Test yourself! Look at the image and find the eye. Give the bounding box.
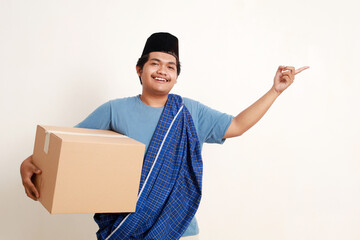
[151,62,159,66]
[168,66,175,70]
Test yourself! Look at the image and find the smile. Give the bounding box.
[154,77,169,82]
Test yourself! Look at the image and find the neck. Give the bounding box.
[140,92,169,107]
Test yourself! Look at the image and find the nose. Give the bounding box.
[157,65,167,76]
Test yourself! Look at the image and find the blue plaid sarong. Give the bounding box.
[94,94,203,240]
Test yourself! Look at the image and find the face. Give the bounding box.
[136,52,178,97]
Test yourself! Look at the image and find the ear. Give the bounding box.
[136,66,142,77]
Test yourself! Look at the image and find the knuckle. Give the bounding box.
[24,180,35,190]
[22,181,29,188]
[23,179,31,186]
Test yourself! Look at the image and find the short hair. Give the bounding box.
[136,52,181,84]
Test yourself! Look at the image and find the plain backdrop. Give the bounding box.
[1,0,359,239]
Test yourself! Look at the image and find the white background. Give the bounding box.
[1,0,359,239]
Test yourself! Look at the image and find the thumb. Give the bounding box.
[32,166,42,174]
[275,65,285,78]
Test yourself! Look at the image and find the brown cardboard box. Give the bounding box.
[32,125,145,214]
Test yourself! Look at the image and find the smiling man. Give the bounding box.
[20,32,308,240]
[137,52,178,106]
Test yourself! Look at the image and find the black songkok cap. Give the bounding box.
[141,32,179,60]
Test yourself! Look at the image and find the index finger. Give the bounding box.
[283,66,295,75]
[24,179,40,199]
[295,66,310,75]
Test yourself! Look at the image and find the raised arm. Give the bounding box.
[224,65,309,139]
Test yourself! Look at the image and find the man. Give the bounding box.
[20,32,309,239]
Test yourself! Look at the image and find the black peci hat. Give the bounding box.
[141,32,179,60]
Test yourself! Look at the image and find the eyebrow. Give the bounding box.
[150,58,176,65]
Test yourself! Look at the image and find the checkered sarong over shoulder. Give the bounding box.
[94,94,203,240]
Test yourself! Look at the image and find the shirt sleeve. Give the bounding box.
[75,101,112,130]
[184,98,234,144]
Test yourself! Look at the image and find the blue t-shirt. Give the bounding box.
[76,95,233,237]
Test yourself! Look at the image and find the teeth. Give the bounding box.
[155,77,168,82]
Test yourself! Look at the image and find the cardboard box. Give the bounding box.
[32,125,145,214]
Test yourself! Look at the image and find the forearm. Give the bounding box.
[224,87,280,138]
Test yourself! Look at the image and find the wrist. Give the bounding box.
[270,86,281,98]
